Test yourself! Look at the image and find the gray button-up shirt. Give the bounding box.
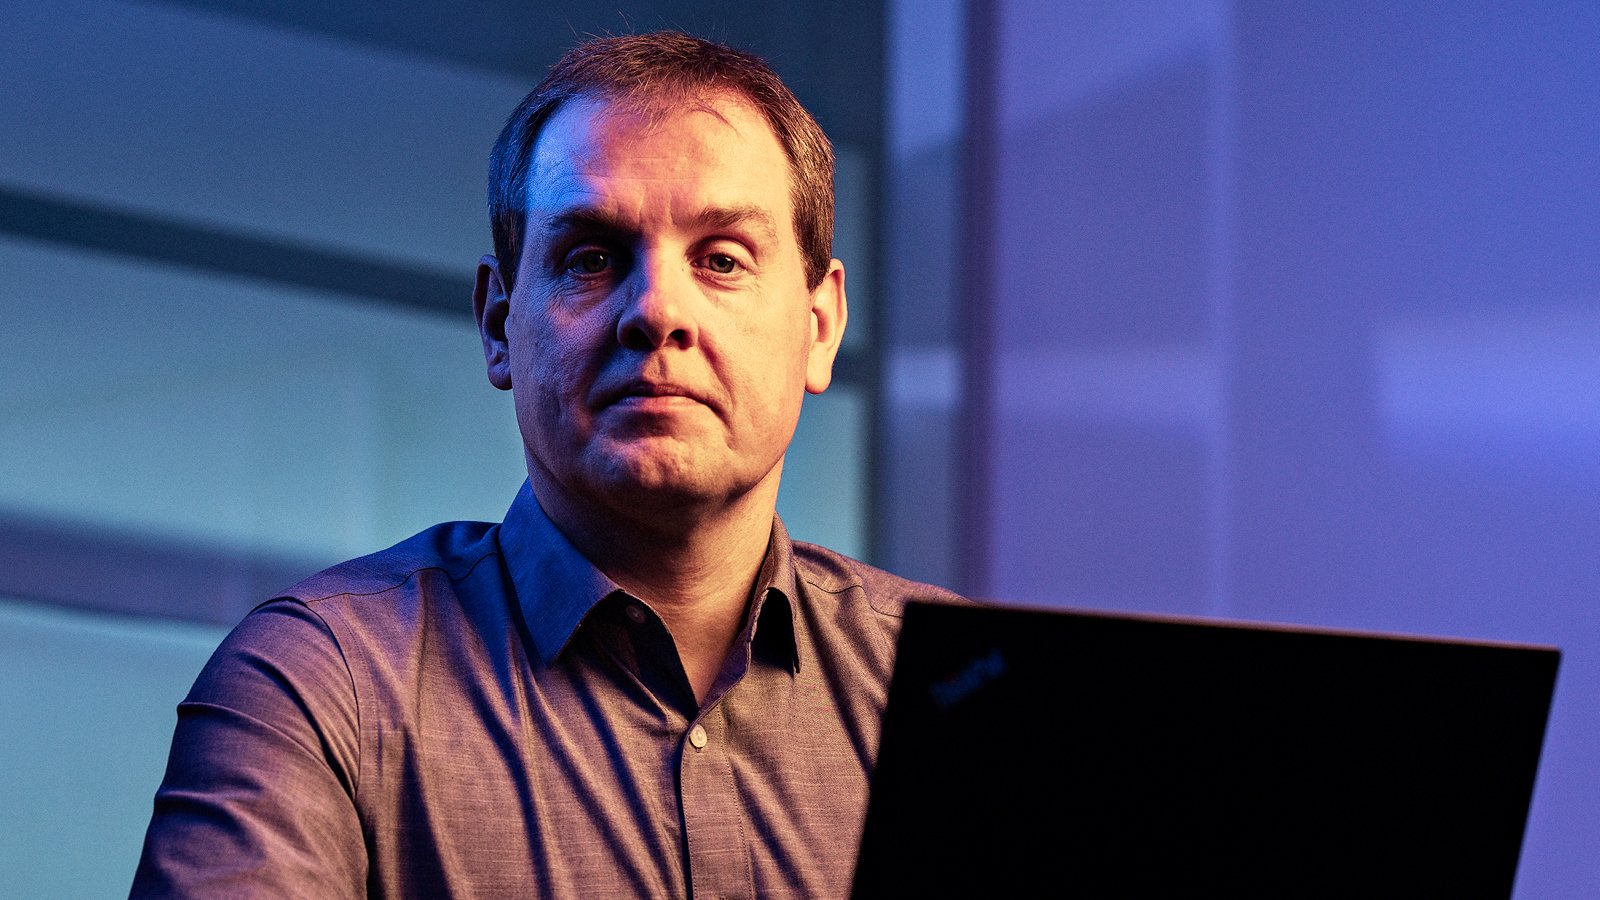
[132,481,964,898]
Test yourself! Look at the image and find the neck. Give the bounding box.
[530,471,779,704]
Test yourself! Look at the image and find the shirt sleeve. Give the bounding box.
[129,599,366,899]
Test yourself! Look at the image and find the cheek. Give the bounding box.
[724,330,810,432]
[509,303,610,438]
[515,300,606,382]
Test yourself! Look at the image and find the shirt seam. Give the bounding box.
[176,700,336,768]
[292,601,365,805]
[289,547,503,810]
[721,708,757,898]
[290,546,503,606]
[802,575,905,620]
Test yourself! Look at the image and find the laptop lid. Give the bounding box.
[852,601,1559,898]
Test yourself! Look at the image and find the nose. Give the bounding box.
[616,254,698,351]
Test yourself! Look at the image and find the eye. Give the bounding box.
[702,252,740,275]
[566,249,612,275]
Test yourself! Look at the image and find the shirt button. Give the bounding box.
[625,605,646,624]
[688,724,708,750]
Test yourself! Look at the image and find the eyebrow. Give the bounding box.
[535,204,781,245]
[695,204,780,244]
[535,208,629,240]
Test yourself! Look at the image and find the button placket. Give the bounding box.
[678,708,751,897]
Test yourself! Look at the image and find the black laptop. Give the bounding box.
[852,601,1560,899]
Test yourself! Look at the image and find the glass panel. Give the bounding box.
[0,597,225,897]
[0,237,525,569]
[778,385,868,559]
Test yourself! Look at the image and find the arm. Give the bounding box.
[130,601,366,899]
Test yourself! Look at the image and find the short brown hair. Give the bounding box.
[487,31,836,291]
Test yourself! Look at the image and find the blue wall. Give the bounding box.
[961,1,1598,893]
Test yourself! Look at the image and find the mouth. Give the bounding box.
[595,379,713,413]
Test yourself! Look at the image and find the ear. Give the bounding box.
[474,254,514,391]
[804,259,848,394]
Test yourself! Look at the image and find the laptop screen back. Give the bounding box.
[852,602,1559,898]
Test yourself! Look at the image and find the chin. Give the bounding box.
[586,450,728,507]
[536,436,776,518]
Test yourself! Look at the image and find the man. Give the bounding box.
[132,31,961,899]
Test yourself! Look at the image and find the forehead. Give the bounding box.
[525,93,794,232]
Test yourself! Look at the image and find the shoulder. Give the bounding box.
[790,541,970,619]
[783,542,971,701]
[202,520,509,710]
[278,520,501,608]
[191,518,501,709]
[186,520,510,757]
[245,520,516,703]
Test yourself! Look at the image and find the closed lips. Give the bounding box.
[595,380,713,410]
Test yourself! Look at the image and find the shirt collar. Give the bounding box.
[754,515,803,674]
[497,479,622,667]
[496,479,803,673]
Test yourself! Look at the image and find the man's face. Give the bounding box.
[482,93,846,523]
